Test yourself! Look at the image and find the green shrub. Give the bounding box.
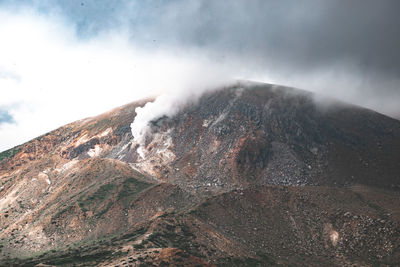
[0,147,21,161]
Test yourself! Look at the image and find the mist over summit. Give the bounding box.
[1,1,400,265]
[2,1,400,152]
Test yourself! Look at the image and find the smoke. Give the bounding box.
[130,59,234,159]
[130,76,230,159]
[0,7,240,151]
[1,1,400,151]
[0,8,232,151]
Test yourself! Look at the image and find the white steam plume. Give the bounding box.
[2,5,400,153]
[0,8,238,151]
[130,65,232,159]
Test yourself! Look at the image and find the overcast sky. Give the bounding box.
[1,0,400,151]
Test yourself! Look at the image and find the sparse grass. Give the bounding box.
[95,201,113,218]
[2,232,137,266]
[120,227,147,241]
[0,146,21,162]
[217,251,276,267]
[89,183,116,201]
[43,250,114,266]
[78,198,88,213]
[88,118,113,132]
[133,244,144,249]
[77,176,151,214]
[52,205,71,220]
[118,177,151,207]
[78,183,117,212]
[147,232,163,243]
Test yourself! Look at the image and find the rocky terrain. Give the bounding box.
[0,82,399,266]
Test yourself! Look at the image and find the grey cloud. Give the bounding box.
[4,0,400,74]
[138,1,400,75]
[126,0,400,118]
[0,109,15,125]
[1,0,400,117]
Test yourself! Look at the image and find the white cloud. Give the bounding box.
[0,9,240,151]
[1,6,399,152]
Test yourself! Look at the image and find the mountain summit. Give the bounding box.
[1,82,400,266]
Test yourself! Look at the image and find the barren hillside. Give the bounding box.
[1,82,399,266]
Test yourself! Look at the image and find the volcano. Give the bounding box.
[1,82,400,266]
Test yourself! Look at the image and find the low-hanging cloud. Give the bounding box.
[1,1,400,151]
[0,8,237,151]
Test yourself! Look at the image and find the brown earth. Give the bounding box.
[0,82,399,266]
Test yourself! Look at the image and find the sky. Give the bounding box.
[1,0,400,151]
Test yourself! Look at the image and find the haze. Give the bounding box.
[1,0,400,151]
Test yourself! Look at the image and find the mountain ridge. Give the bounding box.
[0,82,400,266]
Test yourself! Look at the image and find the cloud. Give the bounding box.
[1,1,400,151]
[0,109,14,125]
[14,0,398,117]
[0,8,236,151]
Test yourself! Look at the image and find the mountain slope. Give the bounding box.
[122,83,400,192]
[0,82,400,266]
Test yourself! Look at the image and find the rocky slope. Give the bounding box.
[0,82,399,266]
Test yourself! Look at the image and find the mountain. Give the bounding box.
[0,82,399,266]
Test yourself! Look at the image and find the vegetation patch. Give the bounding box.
[76,177,151,216]
[120,227,147,241]
[0,146,21,162]
[117,177,151,207]
[52,205,72,221]
[217,252,277,267]
[89,118,112,132]
[43,250,114,266]
[95,201,113,218]
[78,183,117,213]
